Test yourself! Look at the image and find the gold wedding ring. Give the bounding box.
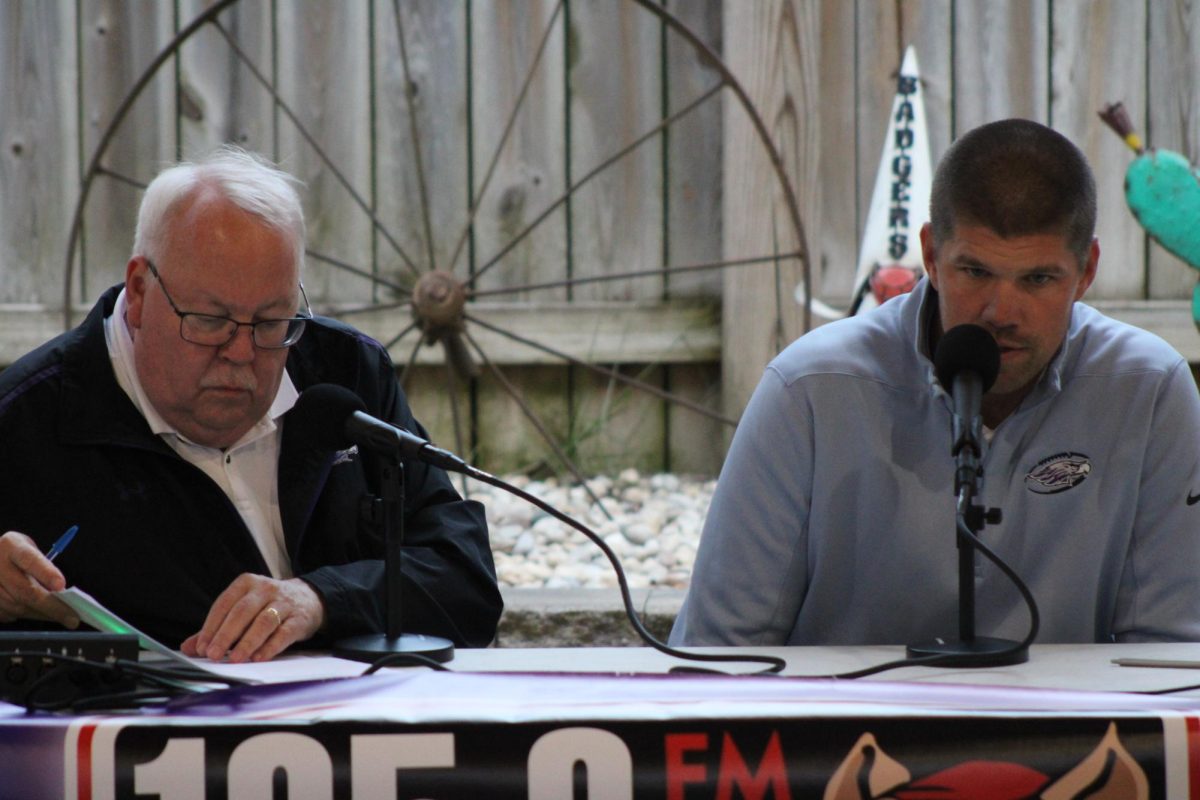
[264,606,281,627]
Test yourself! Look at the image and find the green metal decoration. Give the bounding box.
[1100,102,1200,331]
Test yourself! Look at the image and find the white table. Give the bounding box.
[5,643,1200,798]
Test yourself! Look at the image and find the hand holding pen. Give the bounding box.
[46,525,78,562]
[0,525,81,628]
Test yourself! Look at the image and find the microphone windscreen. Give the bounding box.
[934,324,1001,393]
[289,383,368,451]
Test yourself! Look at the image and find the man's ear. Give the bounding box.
[920,223,940,291]
[124,257,148,328]
[1075,237,1099,301]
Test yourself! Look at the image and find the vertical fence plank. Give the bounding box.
[1050,0,1146,300]
[568,0,664,472]
[721,0,820,418]
[274,0,374,307]
[469,0,567,300]
[471,0,570,474]
[0,1,78,305]
[475,365,572,476]
[573,365,667,476]
[812,0,856,306]
[374,0,470,285]
[664,0,722,299]
[370,0,471,452]
[1146,0,1200,299]
[665,0,725,476]
[954,0,1049,131]
[176,1,277,160]
[400,364,463,461]
[78,0,178,303]
[568,0,663,303]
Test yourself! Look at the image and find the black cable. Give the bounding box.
[1,651,253,712]
[112,658,255,685]
[461,467,787,675]
[339,426,1040,680]
[827,515,1041,680]
[359,465,1040,680]
[651,508,1042,681]
[1135,682,1200,696]
[361,652,452,674]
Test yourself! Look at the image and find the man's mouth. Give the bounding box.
[202,374,256,393]
[996,341,1024,357]
[203,383,255,396]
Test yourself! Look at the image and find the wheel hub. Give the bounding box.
[412,270,467,342]
[411,270,476,379]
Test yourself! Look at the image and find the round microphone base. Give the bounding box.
[333,633,455,665]
[906,636,1028,667]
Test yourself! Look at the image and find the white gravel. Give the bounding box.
[465,469,713,590]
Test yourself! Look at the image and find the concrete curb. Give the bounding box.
[494,587,686,648]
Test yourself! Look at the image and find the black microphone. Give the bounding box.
[292,384,472,475]
[907,324,1032,667]
[290,387,788,674]
[292,383,464,663]
[934,324,1000,495]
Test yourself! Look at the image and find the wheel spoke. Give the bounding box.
[390,0,437,273]
[463,330,611,518]
[65,0,814,485]
[465,313,736,427]
[444,0,565,277]
[629,0,813,330]
[440,352,470,497]
[468,251,805,299]
[306,249,410,296]
[211,19,423,279]
[468,81,722,289]
[396,323,424,390]
[324,298,411,318]
[92,166,146,192]
[63,0,242,325]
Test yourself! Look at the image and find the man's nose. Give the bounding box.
[219,324,257,363]
[980,280,1021,328]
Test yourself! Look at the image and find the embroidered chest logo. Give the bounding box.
[1025,452,1091,494]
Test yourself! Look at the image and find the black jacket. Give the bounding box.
[0,286,501,648]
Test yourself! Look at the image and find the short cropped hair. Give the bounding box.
[929,119,1096,265]
[132,145,306,270]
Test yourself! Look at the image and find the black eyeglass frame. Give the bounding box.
[142,257,312,349]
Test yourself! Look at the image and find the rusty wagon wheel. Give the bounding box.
[64,0,811,508]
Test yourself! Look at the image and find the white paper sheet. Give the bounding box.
[54,586,224,678]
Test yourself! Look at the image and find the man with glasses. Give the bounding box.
[0,147,501,662]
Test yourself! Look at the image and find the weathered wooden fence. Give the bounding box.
[3,0,1200,478]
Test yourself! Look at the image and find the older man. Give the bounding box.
[0,147,500,662]
[672,119,1200,647]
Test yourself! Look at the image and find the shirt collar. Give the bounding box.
[103,288,299,449]
[905,279,942,396]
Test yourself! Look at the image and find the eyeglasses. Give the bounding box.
[143,258,312,349]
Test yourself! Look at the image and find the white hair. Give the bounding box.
[132,145,306,270]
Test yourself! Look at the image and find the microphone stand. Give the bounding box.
[333,453,455,664]
[906,403,1026,666]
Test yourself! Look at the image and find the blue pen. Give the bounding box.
[46,525,79,562]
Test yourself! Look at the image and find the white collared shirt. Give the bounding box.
[104,289,298,579]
